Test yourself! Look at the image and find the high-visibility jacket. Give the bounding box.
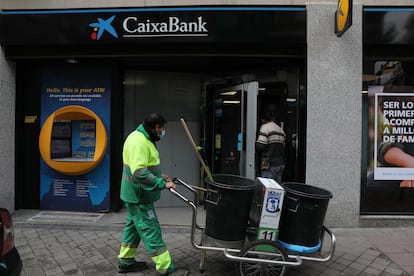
[120,124,166,204]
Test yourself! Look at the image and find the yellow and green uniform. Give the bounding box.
[118,124,175,274]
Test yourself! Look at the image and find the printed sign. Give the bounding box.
[39,65,111,212]
[257,177,285,241]
[363,85,414,214]
[374,93,414,180]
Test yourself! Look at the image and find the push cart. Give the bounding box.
[169,176,336,276]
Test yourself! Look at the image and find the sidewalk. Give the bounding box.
[11,208,414,276]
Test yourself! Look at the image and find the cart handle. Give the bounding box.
[169,188,191,204]
[173,177,218,193]
[173,178,198,195]
[168,184,208,252]
[169,178,204,232]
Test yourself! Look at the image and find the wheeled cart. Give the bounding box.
[170,176,336,276]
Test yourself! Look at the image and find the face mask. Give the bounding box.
[158,130,166,139]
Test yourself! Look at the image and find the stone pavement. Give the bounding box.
[10,208,414,276]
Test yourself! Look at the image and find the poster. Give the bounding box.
[374,92,414,180]
[364,85,414,214]
[39,65,111,212]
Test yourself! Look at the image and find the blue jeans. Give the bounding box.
[261,165,285,184]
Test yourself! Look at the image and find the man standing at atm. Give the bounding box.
[117,112,189,276]
[256,111,286,184]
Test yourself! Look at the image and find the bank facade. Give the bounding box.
[0,0,413,228]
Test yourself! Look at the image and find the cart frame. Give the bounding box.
[170,178,336,275]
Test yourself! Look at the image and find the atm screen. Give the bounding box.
[51,139,72,159]
[52,121,72,138]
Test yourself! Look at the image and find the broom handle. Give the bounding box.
[180,118,214,182]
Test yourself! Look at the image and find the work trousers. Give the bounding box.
[118,202,175,274]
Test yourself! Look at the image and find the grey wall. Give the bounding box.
[0,47,15,211]
[123,71,201,207]
[306,2,363,227]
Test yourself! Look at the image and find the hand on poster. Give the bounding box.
[382,146,414,168]
[379,140,414,188]
[400,180,414,188]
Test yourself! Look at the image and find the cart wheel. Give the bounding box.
[236,239,288,276]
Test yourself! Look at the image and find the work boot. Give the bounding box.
[118,261,148,273]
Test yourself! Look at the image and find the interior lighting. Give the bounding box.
[220,91,238,96]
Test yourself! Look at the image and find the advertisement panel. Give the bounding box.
[364,85,414,214]
[39,65,111,211]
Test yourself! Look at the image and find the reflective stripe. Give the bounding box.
[118,245,137,259]
[120,242,138,248]
[150,246,167,257]
[151,249,174,273]
[136,167,148,175]
[150,165,161,171]
[141,175,155,187]
[123,165,163,186]
[123,174,136,183]
[135,168,159,187]
[122,165,135,182]
[136,166,162,175]
[123,164,133,174]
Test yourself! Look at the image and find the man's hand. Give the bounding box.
[165,181,176,190]
[162,174,172,182]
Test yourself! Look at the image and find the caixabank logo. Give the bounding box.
[89,14,208,40]
[89,15,118,40]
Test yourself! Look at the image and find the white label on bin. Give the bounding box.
[257,177,283,189]
[260,189,284,228]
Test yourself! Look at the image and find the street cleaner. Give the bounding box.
[117,112,190,276]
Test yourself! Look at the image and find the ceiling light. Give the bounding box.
[65,58,78,64]
[220,91,237,96]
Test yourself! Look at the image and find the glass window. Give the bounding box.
[362,59,414,215]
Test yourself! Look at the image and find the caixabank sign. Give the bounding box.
[121,16,208,37]
[0,7,306,46]
[89,14,208,40]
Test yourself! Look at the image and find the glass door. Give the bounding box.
[210,82,258,179]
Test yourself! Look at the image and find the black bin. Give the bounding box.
[205,174,257,241]
[278,182,332,248]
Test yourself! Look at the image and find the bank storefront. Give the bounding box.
[0,7,308,212]
[4,3,414,227]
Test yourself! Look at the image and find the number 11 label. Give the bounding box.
[258,228,278,241]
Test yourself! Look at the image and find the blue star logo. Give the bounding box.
[89,15,118,40]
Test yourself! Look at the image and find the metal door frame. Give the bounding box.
[211,81,258,179]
